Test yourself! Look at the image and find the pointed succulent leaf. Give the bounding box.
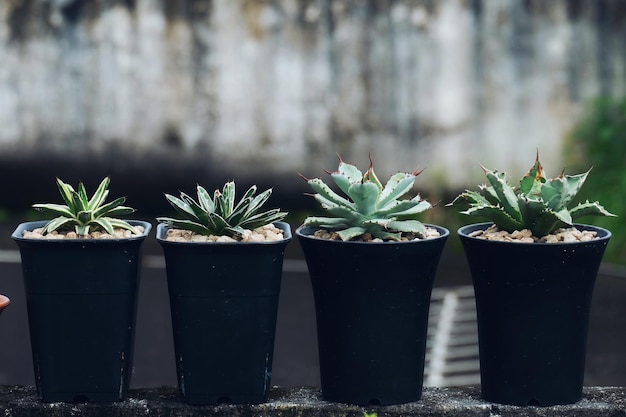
[233,185,258,213]
[75,224,90,236]
[478,185,501,206]
[461,205,523,233]
[165,193,197,219]
[56,178,76,210]
[92,218,115,235]
[331,159,364,195]
[303,216,350,228]
[387,220,427,236]
[324,205,366,223]
[376,173,417,210]
[393,200,433,220]
[196,186,215,213]
[105,218,138,233]
[77,182,90,209]
[180,193,211,224]
[336,226,368,241]
[447,190,485,209]
[88,177,111,209]
[540,171,588,211]
[219,181,236,218]
[223,225,246,238]
[41,216,76,234]
[227,197,254,226]
[308,178,355,209]
[71,192,86,213]
[157,218,213,236]
[92,196,131,218]
[32,203,75,218]
[371,230,403,241]
[238,208,286,229]
[347,182,380,216]
[245,188,273,215]
[519,158,545,197]
[484,168,521,222]
[569,200,617,220]
[363,163,383,191]
[529,209,571,237]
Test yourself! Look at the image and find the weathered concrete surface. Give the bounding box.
[1,0,625,190]
[1,386,625,416]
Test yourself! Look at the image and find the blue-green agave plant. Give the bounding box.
[302,156,432,241]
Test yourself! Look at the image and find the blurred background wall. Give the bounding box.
[0,0,624,217]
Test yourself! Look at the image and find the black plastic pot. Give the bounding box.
[12,220,151,403]
[458,222,611,407]
[157,222,292,405]
[296,225,449,406]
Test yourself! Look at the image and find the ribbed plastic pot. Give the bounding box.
[296,225,449,406]
[11,220,151,403]
[157,222,291,405]
[458,222,611,407]
[0,295,9,316]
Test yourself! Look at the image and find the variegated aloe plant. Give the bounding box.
[448,153,616,236]
[33,177,137,236]
[301,156,432,241]
[157,181,288,239]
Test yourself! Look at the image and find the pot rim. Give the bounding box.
[156,221,292,245]
[0,295,9,308]
[11,220,152,242]
[296,223,450,244]
[457,222,612,245]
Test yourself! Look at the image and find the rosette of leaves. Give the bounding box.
[157,181,288,239]
[301,156,432,241]
[448,153,616,237]
[33,177,137,236]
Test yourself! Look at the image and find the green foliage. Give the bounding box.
[157,181,288,239]
[565,97,626,263]
[33,177,137,236]
[448,153,615,237]
[302,155,432,241]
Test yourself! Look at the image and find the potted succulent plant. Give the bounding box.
[296,156,449,406]
[156,181,291,405]
[448,153,616,406]
[11,177,151,403]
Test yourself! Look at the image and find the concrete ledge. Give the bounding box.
[1,386,625,417]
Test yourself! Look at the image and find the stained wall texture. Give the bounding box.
[0,0,625,189]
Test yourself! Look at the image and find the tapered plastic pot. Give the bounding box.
[157,222,291,405]
[12,220,151,403]
[0,295,9,316]
[296,225,449,406]
[458,222,611,406]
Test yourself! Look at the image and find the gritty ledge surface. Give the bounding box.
[1,386,625,417]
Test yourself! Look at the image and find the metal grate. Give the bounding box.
[424,285,480,387]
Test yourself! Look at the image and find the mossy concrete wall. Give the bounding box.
[1,386,625,417]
